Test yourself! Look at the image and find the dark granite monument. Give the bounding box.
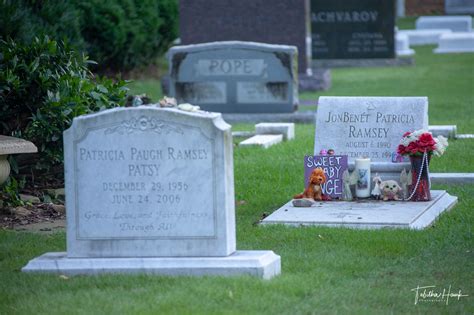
[177,0,331,92]
[311,0,396,60]
[179,0,310,74]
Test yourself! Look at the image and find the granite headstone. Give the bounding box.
[179,0,310,74]
[311,0,396,59]
[168,41,298,113]
[445,0,474,14]
[22,107,281,278]
[314,97,428,161]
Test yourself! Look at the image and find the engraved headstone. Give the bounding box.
[311,0,396,59]
[445,0,474,14]
[22,107,281,278]
[314,97,428,184]
[314,97,428,161]
[168,41,298,113]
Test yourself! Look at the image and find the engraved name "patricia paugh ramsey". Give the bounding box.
[79,147,208,161]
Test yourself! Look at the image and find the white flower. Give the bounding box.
[433,135,448,157]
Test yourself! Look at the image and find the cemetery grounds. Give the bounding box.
[1,44,473,315]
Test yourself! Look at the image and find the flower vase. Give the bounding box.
[409,155,431,201]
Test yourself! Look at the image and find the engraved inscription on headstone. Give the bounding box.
[314,97,428,162]
[75,118,214,239]
[311,0,395,59]
[168,41,298,113]
[236,82,288,104]
[64,107,236,257]
[175,82,226,104]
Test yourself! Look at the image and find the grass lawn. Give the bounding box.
[2,40,474,315]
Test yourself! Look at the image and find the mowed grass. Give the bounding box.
[2,29,474,315]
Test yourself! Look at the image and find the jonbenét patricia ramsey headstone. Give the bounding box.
[314,97,428,162]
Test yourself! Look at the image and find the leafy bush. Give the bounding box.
[0,0,84,50]
[0,36,128,174]
[0,0,179,73]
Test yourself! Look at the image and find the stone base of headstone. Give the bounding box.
[428,125,457,138]
[434,33,474,54]
[22,250,281,279]
[222,111,314,124]
[396,33,415,56]
[298,69,331,91]
[311,57,414,69]
[239,134,283,148]
[398,29,452,46]
[415,16,473,33]
[255,123,295,140]
[261,190,457,229]
[430,173,474,184]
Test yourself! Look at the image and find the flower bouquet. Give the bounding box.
[397,130,448,201]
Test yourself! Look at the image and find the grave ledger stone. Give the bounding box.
[311,0,396,59]
[261,96,456,229]
[314,96,428,185]
[168,41,298,114]
[22,107,280,278]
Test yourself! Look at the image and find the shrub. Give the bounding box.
[0,0,179,73]
[0,36,128,175]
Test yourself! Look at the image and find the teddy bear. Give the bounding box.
[380,180,402,201]
[294,167,327,201]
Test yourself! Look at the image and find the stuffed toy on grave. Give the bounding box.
[293,129,448,206]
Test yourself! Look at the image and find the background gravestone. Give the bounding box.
[445,0,474,14]
[311,0,396,60]
[168,41,298,113]
[22,107,281,278]
[179,0,310,74]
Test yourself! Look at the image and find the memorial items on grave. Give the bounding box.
[397,130,448,201]
[371,173,383,200]
[294,167,327,201]
[379,180,402,201]
[355,157,371,198]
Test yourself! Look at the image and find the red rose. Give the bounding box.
[407,142,419,154]
[397,144,407,155]
[402,131,411,137]
[417,133,436,151]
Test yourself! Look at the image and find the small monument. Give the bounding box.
[22,107,280,278]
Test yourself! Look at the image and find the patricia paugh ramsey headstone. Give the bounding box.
[22,107,280,278]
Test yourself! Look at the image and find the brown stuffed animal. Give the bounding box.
[294,167,327,201]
